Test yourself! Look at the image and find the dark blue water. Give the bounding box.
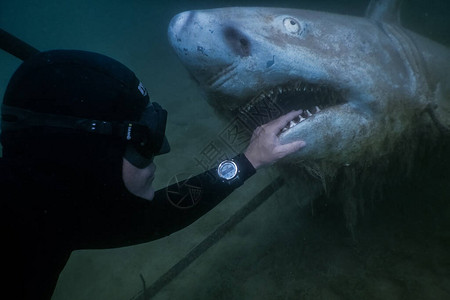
[1,1,449,299]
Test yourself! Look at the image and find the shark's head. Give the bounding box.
[168,6,440,166]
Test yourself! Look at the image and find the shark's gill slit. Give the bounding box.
[206,63,238,87]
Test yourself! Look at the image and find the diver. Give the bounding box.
[0,49,305,299]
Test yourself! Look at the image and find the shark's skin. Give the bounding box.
[168,0,450,168]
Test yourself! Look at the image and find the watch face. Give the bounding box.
[218,160,238,180]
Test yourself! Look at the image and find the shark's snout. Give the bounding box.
[168,10,257,97]
[169,11,252,59]
[168,11,191,41]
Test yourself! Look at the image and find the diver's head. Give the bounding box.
[1,49,170,170]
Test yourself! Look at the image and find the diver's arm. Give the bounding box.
[144,152,256,240]
[72,154,255,250]
[82,153,256,248]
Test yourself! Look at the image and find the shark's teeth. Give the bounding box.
[281,110,318,132]
[238,80,345,132]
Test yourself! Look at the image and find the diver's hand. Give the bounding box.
[244,110,306,169]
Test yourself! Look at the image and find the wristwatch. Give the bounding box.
[217,160,239,181]
[216,154,256,186]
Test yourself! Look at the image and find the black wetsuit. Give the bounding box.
[0,153,255,299]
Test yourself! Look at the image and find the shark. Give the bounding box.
[167,0,449,165]
[167,0,450,228]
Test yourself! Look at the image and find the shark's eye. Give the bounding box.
[283,17,301,34]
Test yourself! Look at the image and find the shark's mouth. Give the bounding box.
[235,81,346,132]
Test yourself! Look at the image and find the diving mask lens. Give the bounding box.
[124,102,170,168]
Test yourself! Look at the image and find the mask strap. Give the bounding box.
[0,104,146,141]
[0,29,40,61]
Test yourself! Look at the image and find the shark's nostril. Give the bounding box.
[240,38,249,49]
[223,27,251,57]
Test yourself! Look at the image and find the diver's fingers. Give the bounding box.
[265,110,303,134]
[275,140,306,158]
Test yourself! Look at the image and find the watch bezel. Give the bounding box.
[217,160,238,181]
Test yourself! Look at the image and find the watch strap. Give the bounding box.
[233,153,256,180]
[222,153,256,187]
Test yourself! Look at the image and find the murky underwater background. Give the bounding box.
[1,0,449,299]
